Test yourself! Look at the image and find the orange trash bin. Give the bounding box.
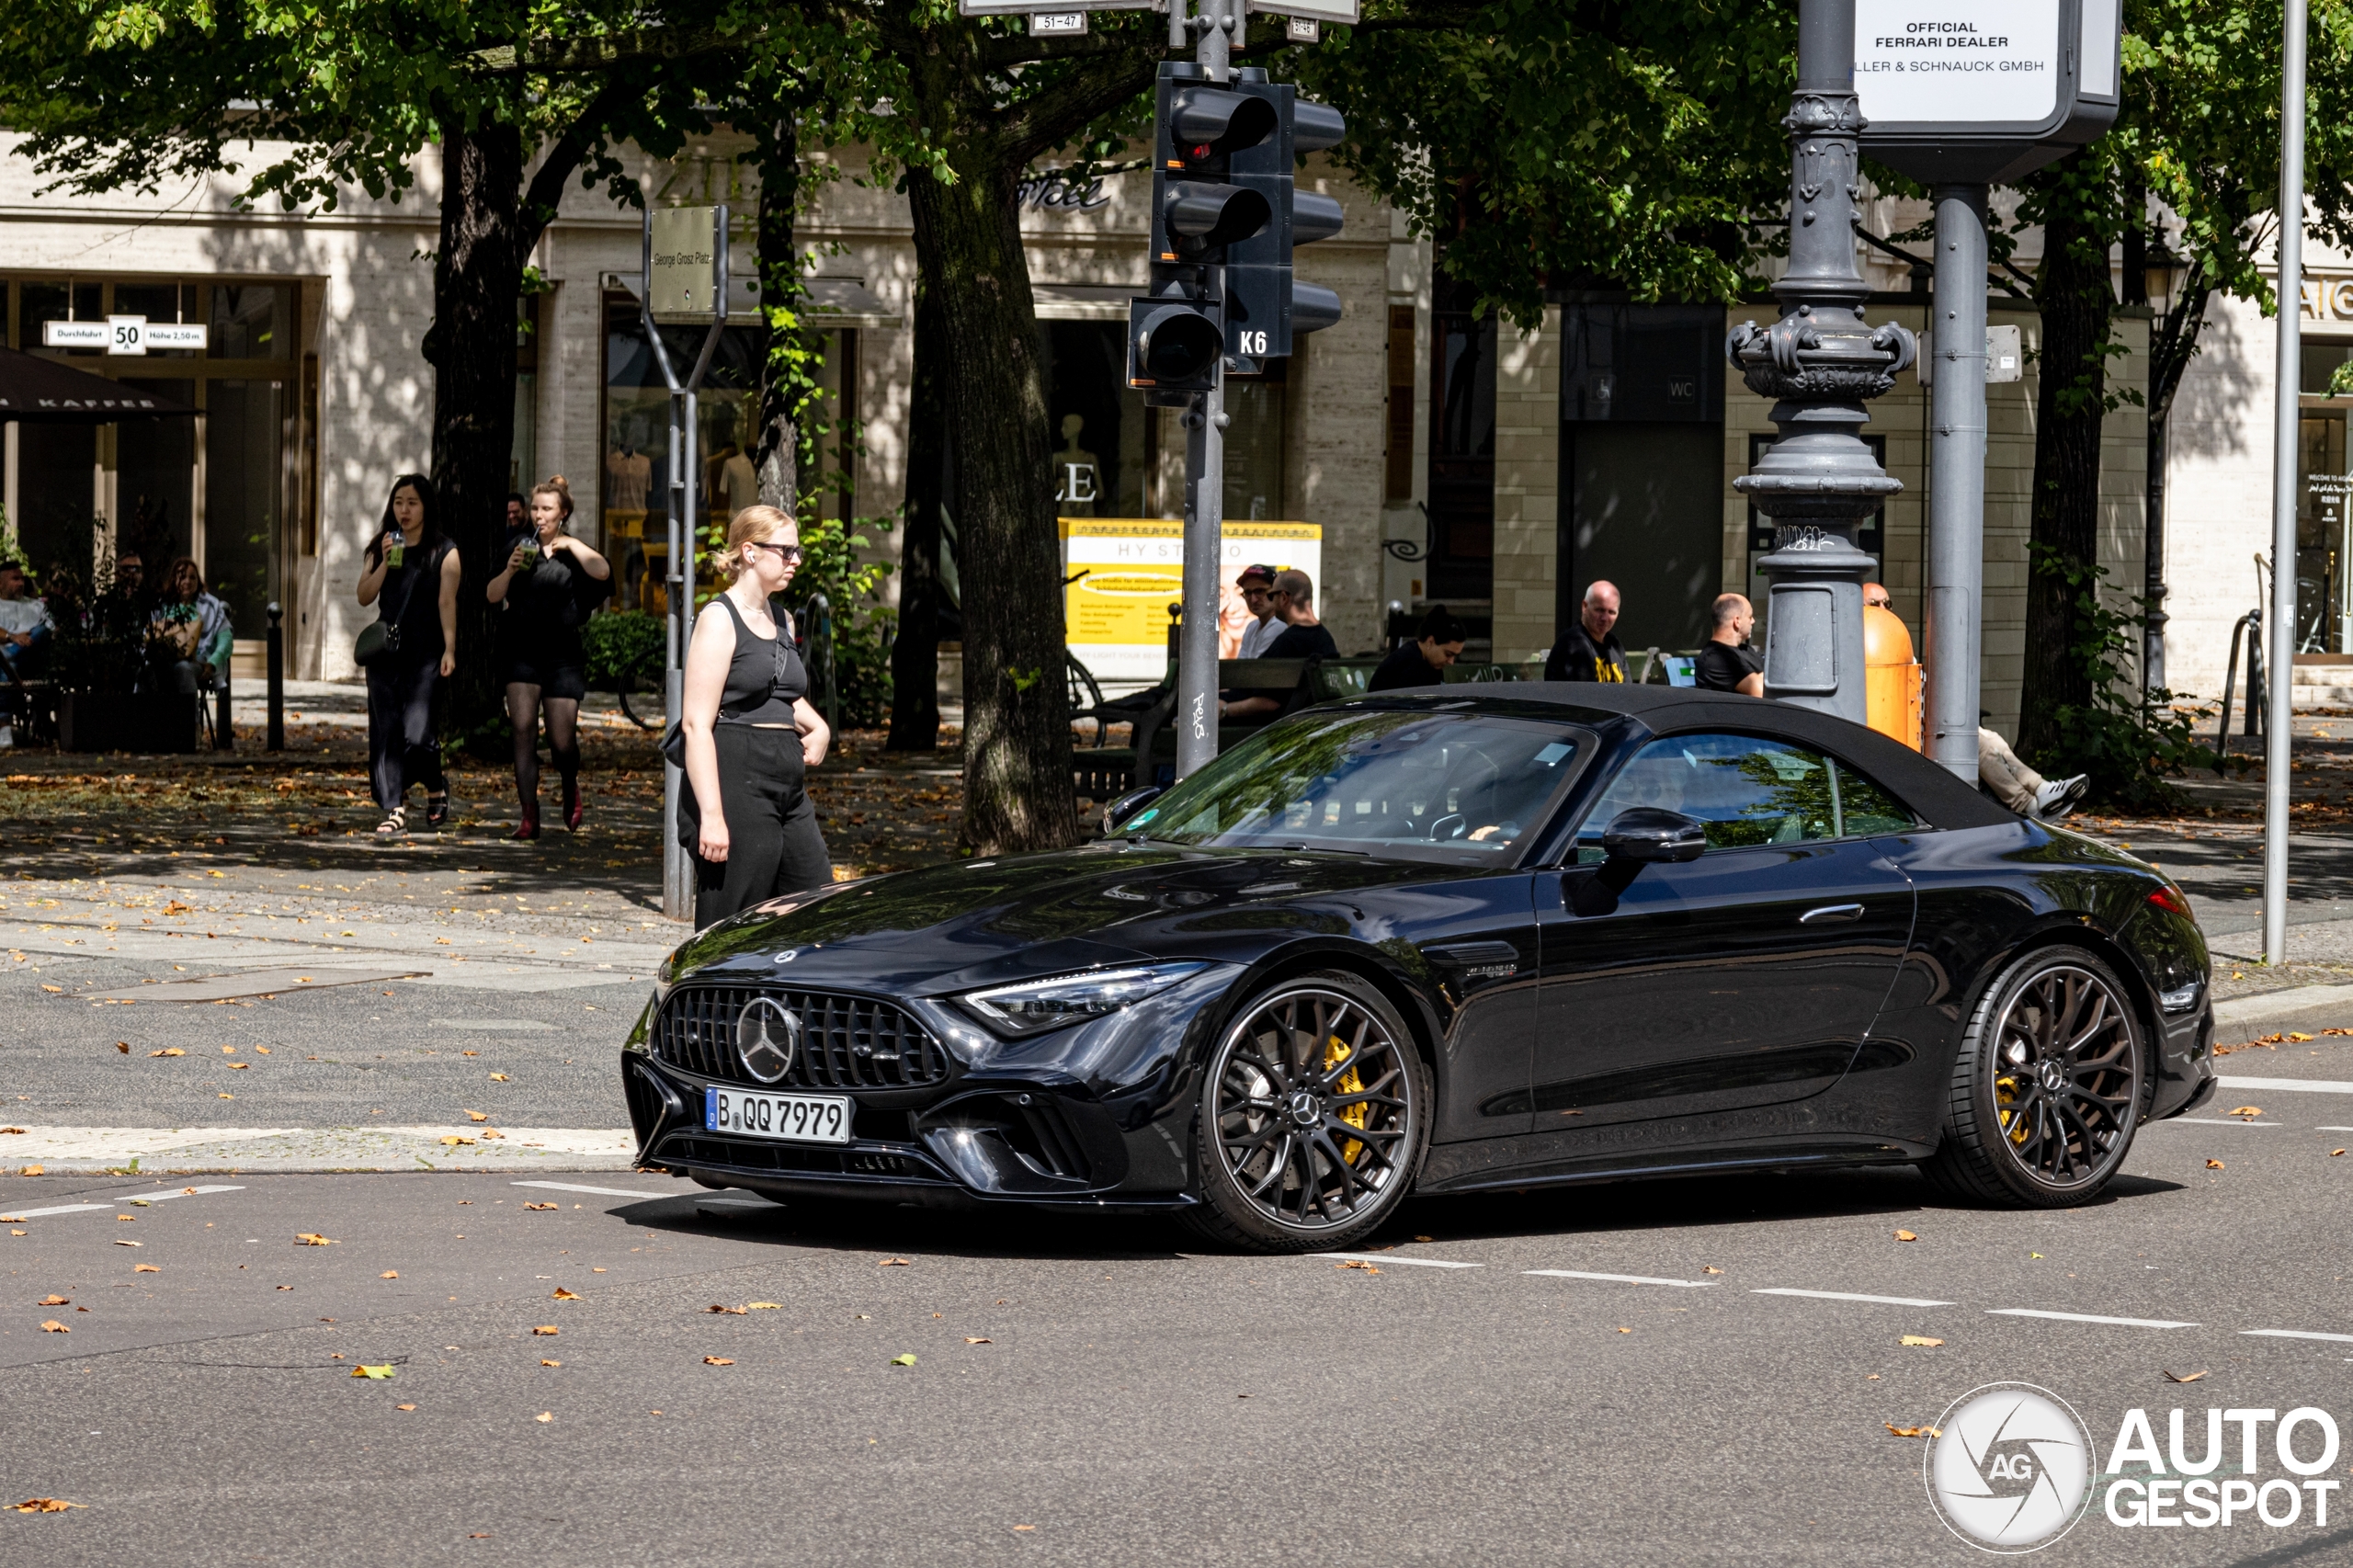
[1864,603,1924,751]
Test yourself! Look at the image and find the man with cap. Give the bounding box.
[1234,563,1284,658]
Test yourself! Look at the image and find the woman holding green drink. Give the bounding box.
[486,475,610,837]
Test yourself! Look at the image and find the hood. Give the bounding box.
[664,842,1465,995]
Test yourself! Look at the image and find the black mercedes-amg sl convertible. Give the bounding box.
[621,685,2216,1252]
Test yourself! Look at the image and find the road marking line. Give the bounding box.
[2216,1075,2353,1095]
[1753,1288,1956,1307]
[2157,1118,2281,1126]
[0,1185,244,1222]
[510,1180,678,1201]
[1987,1308,2199,1329]
[2241,1328,2353,1344]
[1525,1269,1713,1289]
[1311,1252,1483,1269]
[2318,1127,2353,1132]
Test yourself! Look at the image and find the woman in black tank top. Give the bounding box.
[678,506,834,927]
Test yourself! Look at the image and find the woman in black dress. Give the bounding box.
[486,476,611,837]
[356,474,461,836]
[679,505,832,928]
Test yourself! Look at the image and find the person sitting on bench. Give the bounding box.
[1220,569,1336,721]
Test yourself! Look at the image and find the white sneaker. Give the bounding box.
[2032,775,2089,820]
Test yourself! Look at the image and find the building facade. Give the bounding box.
[0,127,2279,741]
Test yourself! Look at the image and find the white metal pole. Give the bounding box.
[2266,0,2308,966]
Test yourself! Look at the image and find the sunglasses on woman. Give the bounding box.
[747,540,805,564]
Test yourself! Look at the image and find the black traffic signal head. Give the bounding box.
[1222,74,1349,366]
[1150,62,1277,267]
[1126,299,1223,396]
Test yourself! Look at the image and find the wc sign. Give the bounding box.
[42,316,209,356]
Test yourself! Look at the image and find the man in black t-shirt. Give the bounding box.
[1370,606,1467,691]
[1544,580,1627,682]
[1694,593,1765,696]
[1222,569,1337,720]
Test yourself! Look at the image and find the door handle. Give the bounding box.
[1799,903,1865,925]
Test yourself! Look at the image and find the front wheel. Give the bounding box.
[1922,946,2147,1207]
[1184,972,1429,1253]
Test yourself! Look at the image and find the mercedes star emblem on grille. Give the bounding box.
[735,996,801,1084]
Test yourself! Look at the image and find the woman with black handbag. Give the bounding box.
[486,475,611,837]
[677,505,832,927]
[355,474,461,837]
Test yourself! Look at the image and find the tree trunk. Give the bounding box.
[888,248,949,751]
[752,113,802,515]
[2017,183,2116,761]
[424,117,526,744]
[904,152,1074,850]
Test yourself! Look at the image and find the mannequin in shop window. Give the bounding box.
[1054,414,1102,517]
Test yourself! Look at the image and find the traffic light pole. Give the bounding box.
[1175,0,1236,781]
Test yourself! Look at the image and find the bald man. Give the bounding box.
[1864,581,2087,818]
[1696,593,1764,696]
[1545,580,1626,682]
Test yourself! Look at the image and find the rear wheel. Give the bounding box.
[1184,972,1428,1253]
[1922,947,2146,1207]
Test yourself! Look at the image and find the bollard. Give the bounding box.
[266,602,284,753]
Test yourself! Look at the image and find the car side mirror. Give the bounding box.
[1601,807,1708,864]
[1102,785,1165,836]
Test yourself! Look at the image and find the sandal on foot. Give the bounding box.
[424,794,450,828]
[374,808,406,837]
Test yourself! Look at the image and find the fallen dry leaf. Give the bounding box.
[13,1498,84,1512]
[1616,1326,1632,1334]
[1336,1259,1381,1274]
[880,1257,912,1267]
[111,1239,139,1248]
[703,1356,734,1366]
[395,1403,416,1411]
[18,1165,42,1177]
[489,1073,509,1082]
[551,1288,579,1301]
[1893,1230,1919,1242]
[2165,1369,2210,1383]
[466,1111,488,1123]
[39,983,60,993]
[1702,1266,1724,1275]
[745,1301,781,1310]
[964,1336,993,1345]
[534,1412,552,1424]
[2229,1107,2264,1119]
[1885,1424,1943,1439]
[351,1364,394,1380]
[1901,1335,1945,1347]
[113,1042,128,1054]
[39,1320,67,1333]
[38,1295,66,1306]
[132,1264,158,1273]
[2290,1032,2314,1042]
[890,1353,917,1366]
[707,1304,747,1315]
[295,1233,336,1246]
[380,1271,399,1279]
[2207,1159,2225,1170]
[439,1135,474,1147]
[532,1325,559,1336]
[521,1202,556,1210]
[148,1048,184,1058]
[541,1359,561,1368]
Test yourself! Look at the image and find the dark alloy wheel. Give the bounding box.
[1185,972,1428,1252]
[1924,947,2146,1207]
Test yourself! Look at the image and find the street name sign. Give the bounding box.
[647,206,723,323]
[1856,0,2120,183]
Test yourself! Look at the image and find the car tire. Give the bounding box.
[1921,945,2148,1208]
[1183,971,1430,1254]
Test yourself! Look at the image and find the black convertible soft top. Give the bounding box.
[1357,682,2017,833]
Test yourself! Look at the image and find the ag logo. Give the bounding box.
[1924,1382,2094,1552]
[734,996,801,1085]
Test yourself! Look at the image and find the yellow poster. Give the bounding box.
[1061,519,1322,682]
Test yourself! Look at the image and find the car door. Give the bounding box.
[1524,731,1917,1131]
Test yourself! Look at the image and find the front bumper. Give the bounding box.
[620,966,1237,1210]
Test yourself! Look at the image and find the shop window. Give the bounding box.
[211,286,289,359]
[1427,278,1495,601]
[21,281,103,357]
[1386,305,1415,500]
[204,380,283,640]
[1042,322,1150,518]
[1223,364,1287,522]
[15,425,96,576]
[118,378,198,565]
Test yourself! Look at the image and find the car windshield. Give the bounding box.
[1126,708,1584,858]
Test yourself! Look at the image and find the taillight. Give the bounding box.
[2148,885,2193,920]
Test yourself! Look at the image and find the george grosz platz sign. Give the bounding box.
[1856,0,2121,183]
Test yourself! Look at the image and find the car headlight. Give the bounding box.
[956,962,1210,1037]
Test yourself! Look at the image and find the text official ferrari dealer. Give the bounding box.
[621,687,2216,1253]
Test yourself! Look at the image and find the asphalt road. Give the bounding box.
[7,1041,2353,1565]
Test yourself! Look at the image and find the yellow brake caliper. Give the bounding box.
[1995,1074,2028,1144]
[1324,1036,1368,1164]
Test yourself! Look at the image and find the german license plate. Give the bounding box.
[704,1086,852,1144]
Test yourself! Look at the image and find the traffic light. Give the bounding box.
[1223,72,1348,368]
[1129,62,1279,401]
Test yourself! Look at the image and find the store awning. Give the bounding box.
[0,345,198,423]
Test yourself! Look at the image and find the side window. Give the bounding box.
[1831,760,1920,835]
[1577,733,1837,856]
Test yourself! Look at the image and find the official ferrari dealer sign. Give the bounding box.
[1854,2,2062,125]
